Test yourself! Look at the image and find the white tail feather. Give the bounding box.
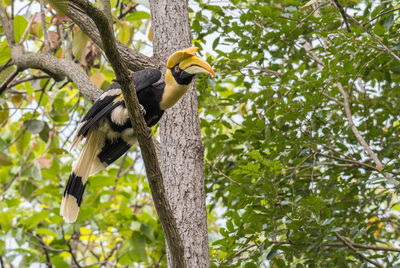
[60,195,79,223]
[61,130,105,223]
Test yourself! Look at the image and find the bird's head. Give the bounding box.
[160,47,215,110]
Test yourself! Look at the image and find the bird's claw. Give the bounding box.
[146,128,152,139]
[139,104,146,116]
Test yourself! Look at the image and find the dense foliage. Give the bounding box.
[1,0,400,267]
[0,1,165,267]
[193,0,400,266]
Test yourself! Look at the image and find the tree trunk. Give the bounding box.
[149,1,210,267]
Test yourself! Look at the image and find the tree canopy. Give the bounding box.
[194,0,400,266]
[1,0,400,267]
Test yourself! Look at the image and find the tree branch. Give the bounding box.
[205,159,241,185]
[269,239,400,252]
[67,3,161,72]
[336,82,385,171]
[331,0,351,32]
[343,11,400,64]
[61,224,82,268]
[10,47,101,101]
[68,0,186,267]
[334,232,384,268]
[363,7,400,26]
[0,5,15,44]
[315,151,377,171]
[321,92,344,106]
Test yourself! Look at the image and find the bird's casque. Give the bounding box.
[60,47,215,223]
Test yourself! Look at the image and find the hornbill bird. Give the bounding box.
[60,47,215,223]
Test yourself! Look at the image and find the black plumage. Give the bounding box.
[61,47,215,223]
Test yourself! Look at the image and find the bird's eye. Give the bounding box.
[174,65,180,73]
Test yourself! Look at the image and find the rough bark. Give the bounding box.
[150,1,210,267]
[68,0,186,267]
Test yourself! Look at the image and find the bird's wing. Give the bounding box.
[71,68,162,148]
[131,68,162,93]
[71,88,123,148]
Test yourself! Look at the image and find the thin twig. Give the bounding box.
[118,3,138,20]
[278,2,329,26]
[269,239,400,252]
[233,3,268,32]
[321,92,344,106]
[8,75,51,88]
[40,0,50,53]
[61,223,82,268]
[242,66,282,79]
[344,12,400,64]
[331,0,351,32]
[205,159,240,185]
[315,151,377,171]
[334,232,384,268]
[19,13,35,44]
[363,7,400,26]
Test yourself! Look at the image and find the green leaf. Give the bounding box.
[0,40,11,65]
[373,24,385,36]
[126,11,151,21]
[0,240,5,254]
[89,175,115,188]
[15,131,31,155]
[13,15,28,43]
[0,212,13,232]
[48,0,68,15]
[50,255,68,268]
[212,36,220,50]
[140,224,155,241]
[21,210,50,229]
[39,122,50,142]
[72,29,88,61]
[0,65,16,84]
[384,14,394,30]
[131,231,147,262]
[19,180,37,200]
[24,120,45,134]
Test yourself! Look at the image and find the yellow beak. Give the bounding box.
[179,55,216,77]
[166,47,215,77]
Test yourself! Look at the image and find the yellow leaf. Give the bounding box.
[60,251,71,258]
[238,103,248,116]
[117,22,131,44]
[11,94,23,107]
[90,73,105,88]
[148,27,152,41]
[80,226,91,236]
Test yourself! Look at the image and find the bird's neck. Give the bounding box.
[159,69,191,110]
